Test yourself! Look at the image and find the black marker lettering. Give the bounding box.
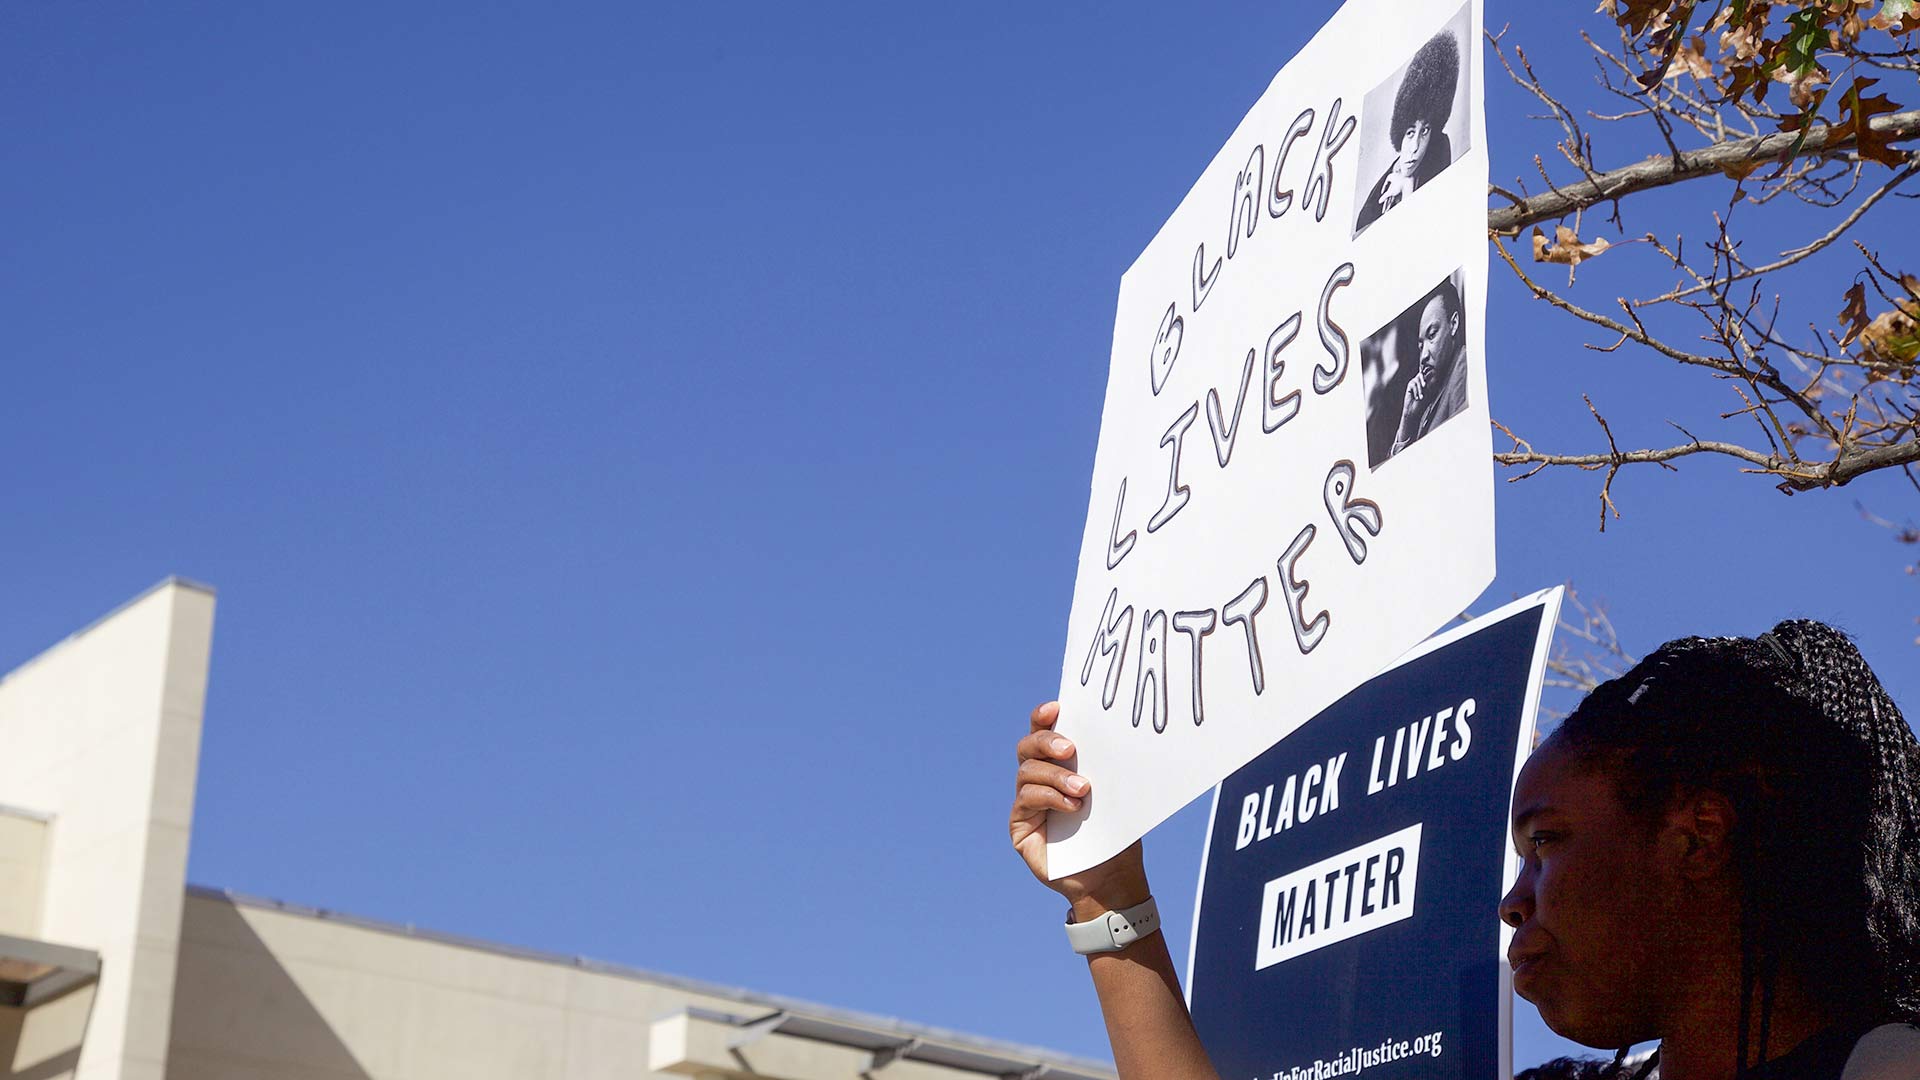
[1268,108,1315,219]
[1192,243,1221,312]
[1222,577,1270,695]
[1133,608,1169,733]
[1227,144,1264,260]
[1303,96,1356,223]
[1080,587,1134,710]
[1206,348,1257,469]
[1314,262,1355,394]
[1106,478,1136,570]
[1264,313,1304,434]
[1279,524,1329,654]
[1147,402,1200,533]
[1172,609,1217,727]
[1149,302,1182,397]
[1322,459,1383,564]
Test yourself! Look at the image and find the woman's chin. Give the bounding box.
[1532,998,1650,1053]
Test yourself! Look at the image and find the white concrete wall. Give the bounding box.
[0,581,217,1080]
[0,809,49,938]
[167,892,1114,1080]
[169,892,735,1080]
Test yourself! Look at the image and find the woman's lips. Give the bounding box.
[1509,951,1546,992]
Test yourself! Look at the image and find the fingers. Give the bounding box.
[1016,726,1076,766]
[1010,702,1086,885]
[1016,781,1082,814]
[1014,700,1087,814]
[1018,756,1089,798]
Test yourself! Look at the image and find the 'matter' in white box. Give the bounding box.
[1255,822,1423,969]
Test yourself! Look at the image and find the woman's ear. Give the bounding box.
[1663,788,1737,881]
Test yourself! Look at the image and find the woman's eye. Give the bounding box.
[1528,833,1556,851]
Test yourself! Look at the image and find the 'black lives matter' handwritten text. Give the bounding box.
[1085,96,1389,736]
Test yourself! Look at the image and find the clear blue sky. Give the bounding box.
[4,1,1914,1071]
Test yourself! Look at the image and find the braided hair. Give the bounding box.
[1548,619,1920,1074]
[1390,30,1460,150]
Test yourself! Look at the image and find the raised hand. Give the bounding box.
[1011,701,1150,919]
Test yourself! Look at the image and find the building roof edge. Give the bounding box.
[2,577,216,685]
[183,883,1116,1076]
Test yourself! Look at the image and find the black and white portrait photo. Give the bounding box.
[1361,269,1470,469]
[1351,4,1473,236]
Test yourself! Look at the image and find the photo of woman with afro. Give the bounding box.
[1354,24,1464,235]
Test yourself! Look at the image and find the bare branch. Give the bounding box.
[1639,162,1920,304]
[1486,110,1920,235]
[1492,433,1920,492]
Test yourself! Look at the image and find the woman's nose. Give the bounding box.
[1498,871,1533,929]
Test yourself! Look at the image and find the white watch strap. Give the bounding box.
[1064,896,1161,954]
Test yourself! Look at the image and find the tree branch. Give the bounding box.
[1640,162,1920,304]
[1487,109,1920,235]
[1493,432,1920,491]
[1494,436,1796,475]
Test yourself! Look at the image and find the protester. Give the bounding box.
[1009,619,1920,1079]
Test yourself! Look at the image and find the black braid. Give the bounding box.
[1736,918,1755,1072]
[1548,619,1920,1074]
[1765,619,1920,1025]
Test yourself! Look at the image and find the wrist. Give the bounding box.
[1066,878,1152,923]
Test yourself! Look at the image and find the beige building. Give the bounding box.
[0,581,1115,1080]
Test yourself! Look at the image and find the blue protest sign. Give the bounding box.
[1187,588,1560,1080]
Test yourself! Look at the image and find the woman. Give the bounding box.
[1354,28,1459,234]
[1009,620,1920,1078]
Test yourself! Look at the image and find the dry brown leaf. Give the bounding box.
[1532,225,1614,266]
[1788,70,1828,109]
[1868,11,1920,31]
[1833,77,1905,167]
[1720,25,1761,61]
[1667,35,1714,82]
[1839,281,1871,346]
[1859,309,1920,364]
[1844,273,1920,363]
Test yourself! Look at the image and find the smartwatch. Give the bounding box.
[1064,896,1161,955]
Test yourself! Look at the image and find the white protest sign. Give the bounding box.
[1049,0,1492,878]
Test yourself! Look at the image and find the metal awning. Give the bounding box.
[682,1005,1115,1080]
[0,935,100,1009]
